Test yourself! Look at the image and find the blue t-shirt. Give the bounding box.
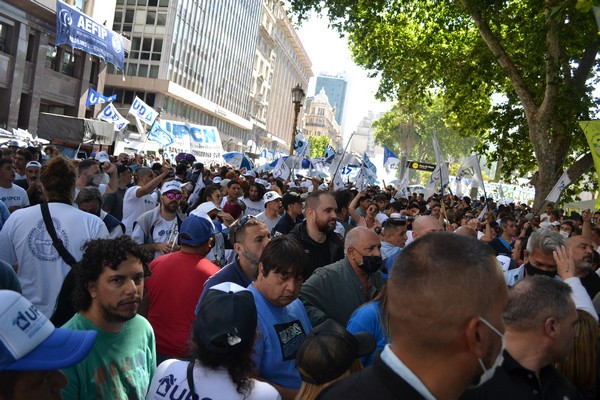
[248,284,312,389]
[346,300,387,367]
[195,257,251,315]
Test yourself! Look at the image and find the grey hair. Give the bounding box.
[503,276,573,331]
[75,186,103,206]
[344,226,372,254]
[526,228,564,254]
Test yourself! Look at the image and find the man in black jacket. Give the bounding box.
[288,190,344,279]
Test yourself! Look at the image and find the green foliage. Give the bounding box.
[287,0,600,207]
[372,96,479,164]
[308,135,330,159]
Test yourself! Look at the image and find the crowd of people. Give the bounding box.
[0,142,599,400]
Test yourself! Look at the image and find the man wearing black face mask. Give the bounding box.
[299,226,385,327]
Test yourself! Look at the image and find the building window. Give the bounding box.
[45,45,57,70]
[61,51,75,77]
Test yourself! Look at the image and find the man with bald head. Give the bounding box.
[455,225,477,238]
[566,234,600,299]
[320,233,508,400]
[299,226,385,327]
[460,276,578,399]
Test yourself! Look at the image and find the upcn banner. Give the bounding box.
[159,120,224,165]
[55,0,124,70]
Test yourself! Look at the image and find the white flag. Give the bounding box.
[545,171,571,203]
[272,157,290,180]
[393,167,410,200]
[128,96,158,125]
[432,133,449,191]
[456,155,485,197]
[424,166,441,199]
[332,170,345,190]
[97,103,129,131]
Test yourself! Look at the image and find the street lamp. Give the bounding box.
[289,83,305,156]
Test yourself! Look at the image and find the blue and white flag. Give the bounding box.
[97,103,128,131]
[128,96,158,125]
[545,170,571,203]
[323,143,336,160]
[383,146,400,173]
[55,0,124,70]
[147,122,175,147]
[86,88,116,107]
[272,157,291,180]
[294,132,309,156]
[424,165,441,199]
[362,152,377,179]
[394,167,410,200]
[455,155,485,197]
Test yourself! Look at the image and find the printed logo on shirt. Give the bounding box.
[27,218,69,262]
[274,320,307,361]
[154,373,195,399]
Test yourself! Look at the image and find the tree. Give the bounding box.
[289,0,600,208]
[308,135,330,159]
[373,96,478,164]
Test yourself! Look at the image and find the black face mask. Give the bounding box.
[355,249,383,274]
[524,262,556,279]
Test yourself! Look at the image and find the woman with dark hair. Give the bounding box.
[146,282,280,400]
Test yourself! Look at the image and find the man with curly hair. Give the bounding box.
[61,236,156,400]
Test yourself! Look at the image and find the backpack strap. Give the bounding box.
[187,361,199,400]
[40,202,77,267]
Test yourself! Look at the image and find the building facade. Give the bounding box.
[302,87,341,147]
[314,73,347,127]
[350,111,383,158]
[0,0,116,136]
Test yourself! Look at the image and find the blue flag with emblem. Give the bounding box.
[294,131,309,155]
[383,146,400,173]
[363,152,377,177]
[147,122,174,147]
[86,88,117,107]
[323,143,336,160]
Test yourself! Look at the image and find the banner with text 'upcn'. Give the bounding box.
[55,0,124,70]
[159,120,224,165]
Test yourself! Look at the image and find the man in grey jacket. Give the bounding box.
[299,226,385,327]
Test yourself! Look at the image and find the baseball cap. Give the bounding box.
[194,282,257,355]
[25,161,42,169]
[264,191,282,204]
[223,201,243,220]
[296,319,376,385]
[243,170,256,178]
[0,290,96,371]
[282,191,304,208]
[213,176,223,184]
[7,140,21,148]
[524,213,535,221]
[160,180,183,194]
[220,178,231,188]
[94,151,110,164]
[191,201,221,216]
[179,214,215,245]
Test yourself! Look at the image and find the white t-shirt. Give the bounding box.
[122,186,158,234]
[146,359,281,400]
[256,211,281,233]
[0,184,29,211]
[0,203,108,317]
[131,214,178,259]
[241,197,265,216]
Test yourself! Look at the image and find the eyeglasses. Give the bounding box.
[238,214,256,227]
[164,192,183,200]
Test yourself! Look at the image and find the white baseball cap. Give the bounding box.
[160,180,183,194]
[264,191,282,203]
[0,290,97,371]
[94,151,110,164]
[191,201,221,216]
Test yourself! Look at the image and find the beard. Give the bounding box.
[316,216,336,232]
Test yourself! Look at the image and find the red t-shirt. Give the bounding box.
[146,251,220,357]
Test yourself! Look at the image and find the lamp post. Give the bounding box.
[289,83,305,156]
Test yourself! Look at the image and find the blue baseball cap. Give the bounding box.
[0,290,96,371]
[179,214,215,245]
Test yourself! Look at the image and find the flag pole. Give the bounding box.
[332,132,355,180]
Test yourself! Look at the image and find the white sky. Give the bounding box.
[296,13,392,144]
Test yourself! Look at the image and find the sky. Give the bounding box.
[295,13,393,144]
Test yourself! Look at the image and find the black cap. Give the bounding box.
[193,282,257,355]
[282,191,305,209]
[296,320,376,385]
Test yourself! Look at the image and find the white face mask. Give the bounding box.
[471,317,505,388]
[559,231,570,239]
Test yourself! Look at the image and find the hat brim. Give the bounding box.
[353,331,376,358]
[4,328,96,371]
